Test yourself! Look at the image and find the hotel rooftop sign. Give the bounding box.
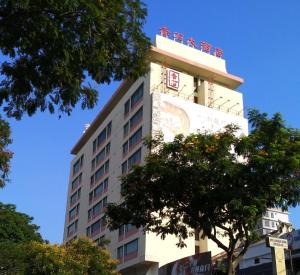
[159,26,223,59]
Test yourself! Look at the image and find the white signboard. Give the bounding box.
[266,237,288,249]
[152,92,248,142]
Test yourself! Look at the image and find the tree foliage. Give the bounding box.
[107,110,300,275]
[0,116,12,187]
[0,238,119,275]
[0,202,42,243]
[0,0,150,119]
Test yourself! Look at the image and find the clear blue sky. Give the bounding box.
[0,1,299,243]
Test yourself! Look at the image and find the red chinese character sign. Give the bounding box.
[214,47,223,58]
[166,69,180,90]
[160,26,170,38]
[173,32,184,43]
[200,41,212,53]
[158,27,224,59]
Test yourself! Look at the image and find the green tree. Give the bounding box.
[0,116,12,187]
[107,110,300,275]
[0,202,43,273]
[0,0,150,119]
[0,202,42,243]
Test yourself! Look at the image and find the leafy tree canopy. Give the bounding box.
[107,110,300,275]
[0,116,12,187]
[0,202,42,243]
[0,0,150,119]
[0,238,119,275]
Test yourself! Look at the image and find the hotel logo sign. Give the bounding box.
[166,68,180,90]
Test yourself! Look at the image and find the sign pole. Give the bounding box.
[266,236,288,275]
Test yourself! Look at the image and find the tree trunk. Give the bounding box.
[227,256,238,275]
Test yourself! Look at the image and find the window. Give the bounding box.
[130,107,143,131]
[124,239,138,256]
[95,235,106,246]
[123,141,128,156]
[88,201,102,220]
[89,178,109,203]
[94,183,103,198]
[122,161,128,175]
[101,217,107,230]
[271,221,275,228]
[124,100,130,117]
[119,225,125,237]
[69,204,80,221]
[91,220,101,236]
[107,122,112,137]
[91,159,95,171]
[90,175,95,187]
[117,246,123,260]
[86,227,91,237]
[104,160,109,173]
[96,148,106,165]
[264,211,269,218]
[73,155,84,175]
[95,165,105,182]
[97,129,107,148]
[129,127,142,150]
[103,178,108,190]
[123,122,129,137]
[264,220,270,227]
[271,212,274,218]
[125,224,136,233]
[67,220,78,236]
[93,140,97,153]
[70,188,81,206]
[71,173,82,190]
[128,148,141,169]
[106,142,111,155]
[102,196,107,208]
[131,83,143,109]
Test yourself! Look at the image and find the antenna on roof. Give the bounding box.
[83,124,90,133]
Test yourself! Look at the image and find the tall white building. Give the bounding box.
[63,32,278,275]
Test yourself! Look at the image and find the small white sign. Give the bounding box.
[266,237,288,249]
[166,68,180,90]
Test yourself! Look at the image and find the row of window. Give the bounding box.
[86,217,106,237]
[124,83,144,117]
[263,211,276,219]
[70,188,81,207]
[93,122,112,153]
[67,220,78,237]
[118,224,138,241]
[71,173,82,190]
[123,107,143,138]
[122,148,142,175]
[73,155,84,176]
[92,142,110,171]
[91,160,109,188]
[89,178,108,204]
[117,239,139,263]
[264,220,277,228]
[87,196,107,222]
[123,127,142,157]
[69,204,80,222]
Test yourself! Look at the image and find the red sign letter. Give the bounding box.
[200,41,212,53]
[187,37,196,48]
[159,26,170,38]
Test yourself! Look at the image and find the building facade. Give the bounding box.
[63,33,283,275]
